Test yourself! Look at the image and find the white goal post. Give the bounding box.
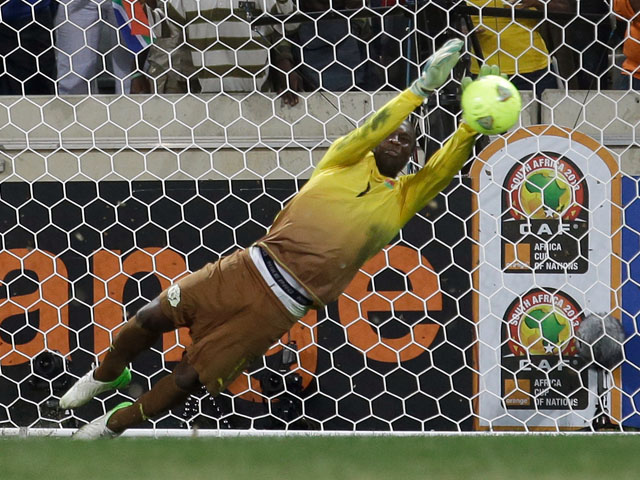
[0,0,639,435]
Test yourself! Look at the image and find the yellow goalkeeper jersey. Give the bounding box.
[258,89,478,306]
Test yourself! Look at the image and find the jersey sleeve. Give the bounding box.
[311,89,423,179]
[398,122,478,224]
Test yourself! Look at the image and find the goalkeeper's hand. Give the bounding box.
[460,64,505,91]
[410,38,464,97]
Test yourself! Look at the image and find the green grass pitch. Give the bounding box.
[2,435,639,480]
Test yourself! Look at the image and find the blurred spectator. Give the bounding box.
[143,7,189,94]
[465,0,572,96]
[0,0,56,95]
[614,0,640,89]
[369,0,409,90]
[293,0,381,91]
[370,0,450,91]
[565,0,613,89]
[139,0,302,105]
[54,0,137,94]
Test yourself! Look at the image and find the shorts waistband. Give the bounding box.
[258,247,313,307]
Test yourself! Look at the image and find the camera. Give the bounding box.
[28,350,69,393]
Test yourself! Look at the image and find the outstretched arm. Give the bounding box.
[399,65,507,223]
[313,90,423,175]
[399,123,477,224]
[312,39,465,177]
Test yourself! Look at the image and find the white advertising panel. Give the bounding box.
[471,126,621,429]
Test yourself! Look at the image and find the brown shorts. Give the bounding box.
[158,248,297,396]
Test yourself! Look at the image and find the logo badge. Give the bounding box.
[501,288,588,411]
[501,152,589,273]
[167,284,181,307]
[504,289,582,356]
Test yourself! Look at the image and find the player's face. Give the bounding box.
[373,122,416,178]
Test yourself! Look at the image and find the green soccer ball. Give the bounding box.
[461,75,522,135]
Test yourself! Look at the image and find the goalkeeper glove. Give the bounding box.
[461,64,504,91]
[410,38,464,97]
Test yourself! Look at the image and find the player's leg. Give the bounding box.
[73,250,297,439]
[59,298,174,409]
[95,298,173,381]
[109,357,199,433]
[73,356,200,439]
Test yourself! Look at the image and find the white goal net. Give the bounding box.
[0,0,639,435]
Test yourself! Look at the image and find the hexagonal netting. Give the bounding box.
[0,0,639,435]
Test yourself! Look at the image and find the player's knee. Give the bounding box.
[174,362,201,392]
[134,298,173,333]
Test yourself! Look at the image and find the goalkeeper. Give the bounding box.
[61,38,485,438]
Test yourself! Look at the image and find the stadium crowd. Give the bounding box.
[0,0,638,96]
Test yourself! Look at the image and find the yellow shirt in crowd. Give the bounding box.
[467,0,549,75]
[259,89,478,306]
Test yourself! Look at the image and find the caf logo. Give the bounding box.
[504,288,583,356]
[506,152,586,221]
